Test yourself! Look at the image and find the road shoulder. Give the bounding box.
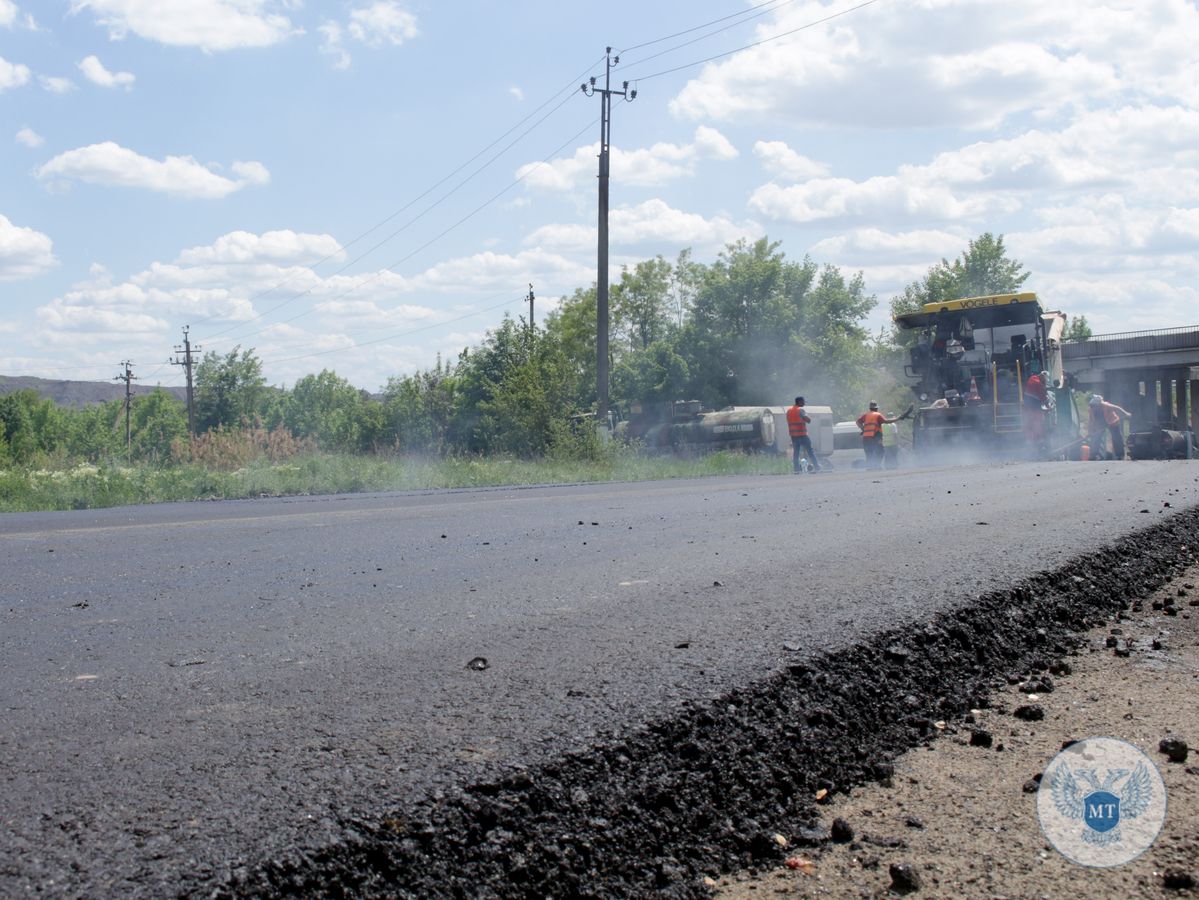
[718,567,1199,897]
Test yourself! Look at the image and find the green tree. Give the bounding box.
[541,285,599,412]
[790,265,875,411]
[66,400,124,460]
[677,238,873,409]
[891,232,1028,317]
[1064,315,1093,340]
[382,356,458,455]
[0,390,69,463]
[284,369,365,452]
[450,317,588,456]
[612,256,674,351]
[889,233,1030,347]
[130,389,188,462]
[612,341,690,405]
[195,346,267,432]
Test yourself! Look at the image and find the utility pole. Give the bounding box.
[582,48,635,426]
[526,284,535,333]
[170,326,200,439]
[114,360,137,454]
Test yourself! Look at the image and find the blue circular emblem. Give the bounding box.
[1037,737,1167,867]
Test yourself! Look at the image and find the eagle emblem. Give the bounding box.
[1048,761,1154,846]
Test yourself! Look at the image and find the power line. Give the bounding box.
[169,327,201,438]
[201,114,599,354]
[620,0,796,57]
[201,89,589,346]
[186,56,608,336]
[266,294,527,367]
[624,0,884,83]
[113,360,137,453]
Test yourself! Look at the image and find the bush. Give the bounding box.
[172,423,313,470]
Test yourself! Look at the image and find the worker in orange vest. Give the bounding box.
[786,396,820,473]
[1087,394,1131,460]
[857,401,909,470]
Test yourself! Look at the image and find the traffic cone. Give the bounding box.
[966,376,982,402]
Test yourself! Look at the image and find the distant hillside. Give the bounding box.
[0,375,188,409]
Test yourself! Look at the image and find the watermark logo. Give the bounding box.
[1037,737,1167,867]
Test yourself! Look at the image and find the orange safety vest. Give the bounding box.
[858,410,885,439]
[786,405,809,438]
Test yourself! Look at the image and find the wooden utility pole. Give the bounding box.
[582,49,635,426]
[114,360,137,453]
[170,327,200,438]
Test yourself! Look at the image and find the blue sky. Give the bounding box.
[2,0,1198,392]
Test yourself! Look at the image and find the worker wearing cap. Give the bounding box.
[786,396,820,473]
[857,401,906,470]
[1087,394,1131,460]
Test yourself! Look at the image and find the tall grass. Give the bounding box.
[0,450,791,513]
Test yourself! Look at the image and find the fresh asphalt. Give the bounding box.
[1,461,1196,895]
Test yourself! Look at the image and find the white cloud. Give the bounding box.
[750,175,1008,225]
[518,126,739,191]
[525,199,756,252]
[40,75,75,93]
[509,86,523,101]
[71,0,300,52]
[78,54,135,89]
[749,106,1199,227]
[230,159,270,186]
[35,142,271,199]
[177,230,344,265]
[348,1,417,46]
[320,2,418,68]
[24,232,576,388]
[15,126,43,148]
[0,214,57,281]
[402,248,590,294]
[753,141,829,181]
[665,0,1197,129]
[318,21,350,69]
[810,228,970,264]
[0,1,15,27]
[0,55,30,91]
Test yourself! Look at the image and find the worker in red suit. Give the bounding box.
[1023,370,1050,453]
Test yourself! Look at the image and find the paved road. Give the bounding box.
[1,462,1196,895]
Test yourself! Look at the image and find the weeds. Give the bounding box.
[0,448,791,513]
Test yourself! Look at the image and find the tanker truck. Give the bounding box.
[615,400,835,460]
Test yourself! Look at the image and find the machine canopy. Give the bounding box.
[893,291,1042,331]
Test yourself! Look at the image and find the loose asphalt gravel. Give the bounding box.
[2,460,1198,896]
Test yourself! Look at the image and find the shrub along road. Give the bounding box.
[1,462,1197,896]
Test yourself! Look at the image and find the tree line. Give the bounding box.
[2,233,1079,468]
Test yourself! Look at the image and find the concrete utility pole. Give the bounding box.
[170,327,200,439]
[527,283,535,333]
[114,360,137,454]
[582,48,635,426]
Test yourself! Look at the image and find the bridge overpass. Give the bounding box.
[1063,326,1199,429]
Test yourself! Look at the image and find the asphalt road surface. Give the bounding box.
[1,461,1196,895]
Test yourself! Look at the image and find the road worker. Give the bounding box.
[1023,370,1050,455]
[786,396,820,473]
[857,401,910,471]
[1087,394,1131,460]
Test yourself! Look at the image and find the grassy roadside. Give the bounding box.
[0,450,793,513]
